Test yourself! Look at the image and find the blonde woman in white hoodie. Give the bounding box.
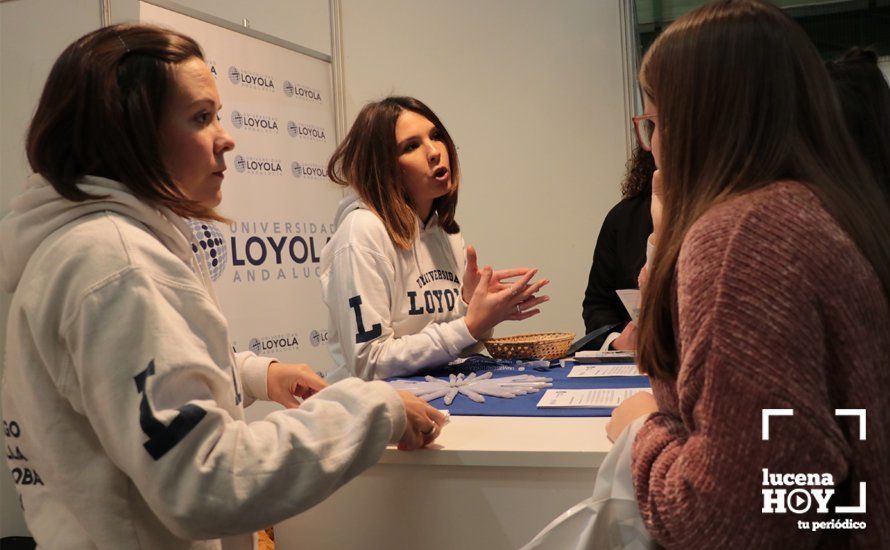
[321,97,550,382]
[0,25,445,549]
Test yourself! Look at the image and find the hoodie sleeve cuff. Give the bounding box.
[458,294,470,314]
[235,351,277,401]
[450,317,479,350]
[364,379,407,444]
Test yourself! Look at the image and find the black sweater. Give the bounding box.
[581,193,652,345]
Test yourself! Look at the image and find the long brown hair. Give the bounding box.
[327,96,460,249]
[27,23,224,221]
[636,0,890,379]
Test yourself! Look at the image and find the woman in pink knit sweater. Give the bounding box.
[607,1,890,548]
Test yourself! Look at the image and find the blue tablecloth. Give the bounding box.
[387,356,650,417]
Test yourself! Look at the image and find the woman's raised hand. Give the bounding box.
[463,266,550,340]
[462,245,538,303]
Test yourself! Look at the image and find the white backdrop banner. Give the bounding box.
[140,3,340,380]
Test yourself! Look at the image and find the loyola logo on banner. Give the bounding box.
[290,161,327,180]
[287,121,327,142]
[310,329,329,347]
[282,80,323,103]
[226,220,334,284]
[227,65,275,91]
[233,154,283,176]
[231,110,279,134]
[248,332,301,355]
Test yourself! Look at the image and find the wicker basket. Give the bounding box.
[483,332,575,360]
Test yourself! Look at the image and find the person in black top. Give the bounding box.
[826,47,890,201]
[581,147,655,349]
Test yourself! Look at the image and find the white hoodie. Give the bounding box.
[0,175,406,549]
[320,193,478,382]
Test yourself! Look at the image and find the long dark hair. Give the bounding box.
[27,23,223,221]
[327,96,460,249]
[826,47,890,199]
[636,0,890,379]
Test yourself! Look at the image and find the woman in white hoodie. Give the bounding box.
[0,24,444,549]
[321,97,550,381]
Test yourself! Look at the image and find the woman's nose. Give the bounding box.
[427,142,441,163]
[217,128,235,154]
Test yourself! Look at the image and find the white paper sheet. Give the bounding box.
[567,364,642,378]
[616,289,641,323]
[536,388,651,408]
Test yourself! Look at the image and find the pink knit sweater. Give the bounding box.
[632,182,889,549]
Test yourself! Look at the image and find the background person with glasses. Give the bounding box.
[579,112,660,351]
[581,145,655,350]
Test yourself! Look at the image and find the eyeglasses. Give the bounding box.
[632,114,657,152]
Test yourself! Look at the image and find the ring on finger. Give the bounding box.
[515,304,522,314]
[422,424,437,436]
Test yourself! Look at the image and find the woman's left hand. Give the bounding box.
[266,362,328,409]
[610,321,637,351]
[462,245,535,303]
[606,391,658,442]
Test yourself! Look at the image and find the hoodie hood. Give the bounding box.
[332,189,442,233]
[329,188,460,276]
[332,189,365,230]
[0,174,196,293]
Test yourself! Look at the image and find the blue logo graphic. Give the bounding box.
[228,66,241,85]
[249,338,262,354]
[189,221,228,281]
[310,329,329,347]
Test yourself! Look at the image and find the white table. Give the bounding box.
[275,415,612,550]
